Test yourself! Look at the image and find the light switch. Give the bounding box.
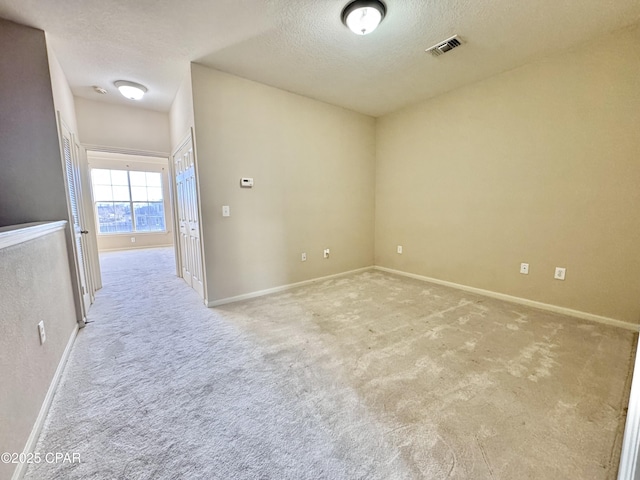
[222,205,230,217]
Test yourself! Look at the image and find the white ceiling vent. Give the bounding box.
[425,35,463,57]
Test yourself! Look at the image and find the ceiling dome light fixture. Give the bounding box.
[114,80,148,100]
[341,0,386,36]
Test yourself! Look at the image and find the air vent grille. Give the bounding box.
[426,35,463,57]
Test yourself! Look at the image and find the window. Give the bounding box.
[91,169,166,234]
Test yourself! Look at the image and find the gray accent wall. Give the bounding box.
[0,226,78,480]
[0,18,68,227]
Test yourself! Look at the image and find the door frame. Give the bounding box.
[82,144,174,281]
[170,129,208,305]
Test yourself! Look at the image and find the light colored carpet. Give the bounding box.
[25,247,635,479]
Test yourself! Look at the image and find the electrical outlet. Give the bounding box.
[520,263,529,274]
[130,237,136,243]
[323,248,330,259]
[37,321,46,345]
[301,252,307,262]
[397,245,403,254]
[554,267,566,280]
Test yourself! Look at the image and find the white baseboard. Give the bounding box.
[98,244,173,253]
[209,264,638,331]
[208,267,374,307]
[12,325,79,480]
[374,266,639,332]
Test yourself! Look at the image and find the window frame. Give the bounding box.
[91,168,168,236]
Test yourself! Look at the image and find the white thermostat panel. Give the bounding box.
[240,177,254,188]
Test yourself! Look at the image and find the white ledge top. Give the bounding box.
[0,221,68,250]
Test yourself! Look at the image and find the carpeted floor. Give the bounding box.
[25,247,635,479]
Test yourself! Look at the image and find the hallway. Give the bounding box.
[24,248,405,479]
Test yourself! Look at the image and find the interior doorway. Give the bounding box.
[83,149,177,292]
[86,151,175,253]
[79,143,206,305]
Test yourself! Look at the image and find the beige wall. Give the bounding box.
[375,25,640,324]
[75,97,171,154]
[47,47,78,135]
[191,65,376,302]
[169,68,195,151]
[0,226,77,480]
[87,152,173,251]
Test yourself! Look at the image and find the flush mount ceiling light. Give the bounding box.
[341,0,386,36]
[114,80,147,100]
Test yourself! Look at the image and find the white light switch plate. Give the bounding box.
[554,267,566,280]
[222,205,230,217]
[38,321,46,344]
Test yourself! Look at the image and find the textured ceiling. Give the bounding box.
[0,0,638,116]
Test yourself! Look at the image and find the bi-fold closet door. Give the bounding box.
[59,116,95,318]
[172,132,205,300]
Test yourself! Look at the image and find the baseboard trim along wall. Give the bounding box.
[209,265,638,331]
[208,267,374,308]
[12,325,79,480]
[374,266,639,332]
[98,244,174,253]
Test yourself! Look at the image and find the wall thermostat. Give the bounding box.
[240,177,254,188]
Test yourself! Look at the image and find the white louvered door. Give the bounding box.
[173,133,204,299]
[60,120,91,313]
